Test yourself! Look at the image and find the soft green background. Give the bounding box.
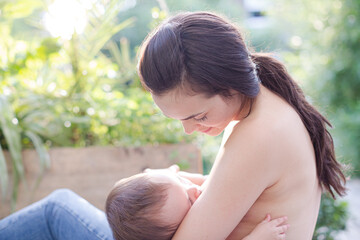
[1,0,357,238]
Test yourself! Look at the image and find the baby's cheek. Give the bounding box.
[179,202,192,221]
[167,198,192,226]
[183,201,191,214]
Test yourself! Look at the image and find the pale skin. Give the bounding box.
[143,168,289,240]
[152,85,322,240]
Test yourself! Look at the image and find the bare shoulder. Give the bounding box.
[226,94,306,167]
[215,114,289,191]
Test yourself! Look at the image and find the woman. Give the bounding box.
[137,11,346,239]
[0,11,346,240]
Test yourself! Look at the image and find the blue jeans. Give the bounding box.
[0,189,114,240]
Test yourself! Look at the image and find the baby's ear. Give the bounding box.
[195,188,202,199]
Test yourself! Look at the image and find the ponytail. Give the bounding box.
[251,53,346,198]
[138,11,347,198]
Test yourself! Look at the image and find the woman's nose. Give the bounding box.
[181,121,197,135]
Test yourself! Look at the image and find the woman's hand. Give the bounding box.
[242,214,289,240]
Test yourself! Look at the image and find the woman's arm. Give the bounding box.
[172,124,281,239]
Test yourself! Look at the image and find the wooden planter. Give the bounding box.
[0,144,202,218]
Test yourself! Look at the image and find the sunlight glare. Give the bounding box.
[43,0,88,40]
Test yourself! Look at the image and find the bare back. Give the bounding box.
[226,86,322,239]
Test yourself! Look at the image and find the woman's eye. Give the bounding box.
[194,115,207,122]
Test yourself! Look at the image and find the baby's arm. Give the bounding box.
[177,171,207,186]
[242,214,289,240]
[169,164,208,186]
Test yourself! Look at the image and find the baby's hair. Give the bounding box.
[105,173,178,240]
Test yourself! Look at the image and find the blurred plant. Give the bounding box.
[0,0,52,208]
[0,0,195,209]
[0,97,23,207]
[271,0,359,176]
[313,194,348,240]
[113,0,246,57]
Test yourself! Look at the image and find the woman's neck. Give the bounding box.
[234,84,265,121]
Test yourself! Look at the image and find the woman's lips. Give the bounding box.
[201,127,212,133]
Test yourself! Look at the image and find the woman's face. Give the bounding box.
[152,90,242,136]
[148,170,202,226]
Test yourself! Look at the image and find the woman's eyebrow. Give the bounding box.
[180,112,204,121]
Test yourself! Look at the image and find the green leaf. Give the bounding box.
[2,0,43,19]
[86,17,135,59]
[0,96,24,179]
[10,172,19,212]
[0,144,9,200]
[24,130,50,172]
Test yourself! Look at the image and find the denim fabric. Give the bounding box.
[0,189,114,240]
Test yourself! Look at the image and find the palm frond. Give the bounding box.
[24,130,50,172]
[0,96,24,179]
[84,18,135,60]
[0,96,24,207]
[0,144,9,200]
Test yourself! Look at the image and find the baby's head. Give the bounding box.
[105,170,201,240]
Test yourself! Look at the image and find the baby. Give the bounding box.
[105,166,289,240]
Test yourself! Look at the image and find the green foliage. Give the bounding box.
[0,0,193,206]
[271,0,360,177]
[165,0,244,17]
[0,96,24,208]
[113,0,245,54]
[313,194,348,240]
[321,0,360,176]
[0,144,8,199]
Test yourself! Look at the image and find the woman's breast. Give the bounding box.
[227,153,322,240]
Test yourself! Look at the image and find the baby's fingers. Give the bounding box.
[276,224,290,234]
[271,216,288,227]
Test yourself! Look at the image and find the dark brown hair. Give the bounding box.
[105,174,177,240]
[138,12,346,198]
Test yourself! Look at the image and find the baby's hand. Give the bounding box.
[244,214,289,240]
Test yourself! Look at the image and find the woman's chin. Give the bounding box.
[202,128,223,136]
